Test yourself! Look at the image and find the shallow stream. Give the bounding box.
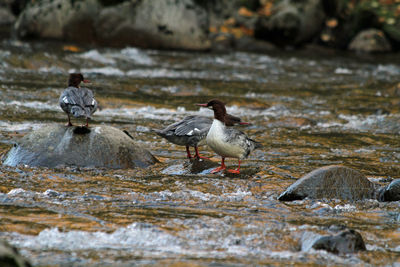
[0,40,399,266]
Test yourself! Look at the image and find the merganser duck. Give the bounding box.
[197,99,262,174]
[155,114,249,159]
[59,73,98,127]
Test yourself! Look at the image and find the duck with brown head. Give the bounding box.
[59,73,98,127]
[197,99,262,174]
[154,113,249,160]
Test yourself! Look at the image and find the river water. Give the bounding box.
[0,40,399,266]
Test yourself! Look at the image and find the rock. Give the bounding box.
[162,158,219,175]
[348,28,392,53]
[210,33,235,52]
[278,165,378,201]
[2,124,158,169]
[14,0,210,50]
[301,230,366,254]
[14,0,100,41]
[0,239,32,267]
[254,0,325,46]
[383,22,400,49]
[0,7,15,26]
[378,179,400,202]
[98,0,210,50]
[234,36,276,53]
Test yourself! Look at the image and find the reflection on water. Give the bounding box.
[0,41,399,266]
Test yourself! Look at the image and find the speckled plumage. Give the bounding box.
[59,86,97,119]
[59,73,97,126]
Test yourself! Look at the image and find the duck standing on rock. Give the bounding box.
[197,99,262,174]
[154,114,249,160]
[59,73,98,127]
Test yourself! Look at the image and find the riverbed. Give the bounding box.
[0,40,399,266]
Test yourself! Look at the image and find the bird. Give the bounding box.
[59,73,98,127]
[196,99,262,174]
[154,113,249,160]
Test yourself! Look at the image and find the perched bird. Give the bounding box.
[197,99,262,174]
[154,114,249,159]
[59,73,97,127]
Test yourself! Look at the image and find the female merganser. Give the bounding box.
[59,73,98,127]
[155,114,249,159]
[197,99,262,174]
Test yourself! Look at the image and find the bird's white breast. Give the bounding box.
[206,119,243,158]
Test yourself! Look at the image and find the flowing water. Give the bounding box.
[0,40,399,266]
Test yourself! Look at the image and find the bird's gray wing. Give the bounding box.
[174,116,212,136]
[80,87,97,116]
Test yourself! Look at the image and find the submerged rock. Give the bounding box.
[301,230,366,254]
[2,124,158,169]
[162,158,219,175]
[0,239,31,267]
[278,165,378,201]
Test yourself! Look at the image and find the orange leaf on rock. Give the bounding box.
[63,45,81,52]
[258,2,273,16]
[240,26,254,36]
[220,25,230,33]
[238,7,254,17]
[231,28,244,39]
[209,26,218,33]
[321,33,331,42]
[224,17,236,26]
[326,18,338,28]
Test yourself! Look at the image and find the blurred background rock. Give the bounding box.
[1,0,400,53]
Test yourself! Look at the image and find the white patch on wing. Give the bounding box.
[62,96,69,104]
[187,130,194,136]
[194,127,200,132]
[92,99,95,105]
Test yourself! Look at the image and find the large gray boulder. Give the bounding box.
[278,165,378,201]
[96,0,210,49]
[14,0,100,42]
[14,0,210,50]
[3,124,158,169]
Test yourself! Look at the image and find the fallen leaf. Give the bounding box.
[63,45,81,52]
[238,7,254,17]
[258,2,273,16]
[321,33,331,42]
[326,18,338,28]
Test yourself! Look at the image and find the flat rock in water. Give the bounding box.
[278,165,378,201]
[2,124,158,169]
[162,158,219,175]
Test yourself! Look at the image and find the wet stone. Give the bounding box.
[2,124,158,169]
[301,230,366,254]
[378,179,400,202]
[162,158,219,175]
[278,165,378,201]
